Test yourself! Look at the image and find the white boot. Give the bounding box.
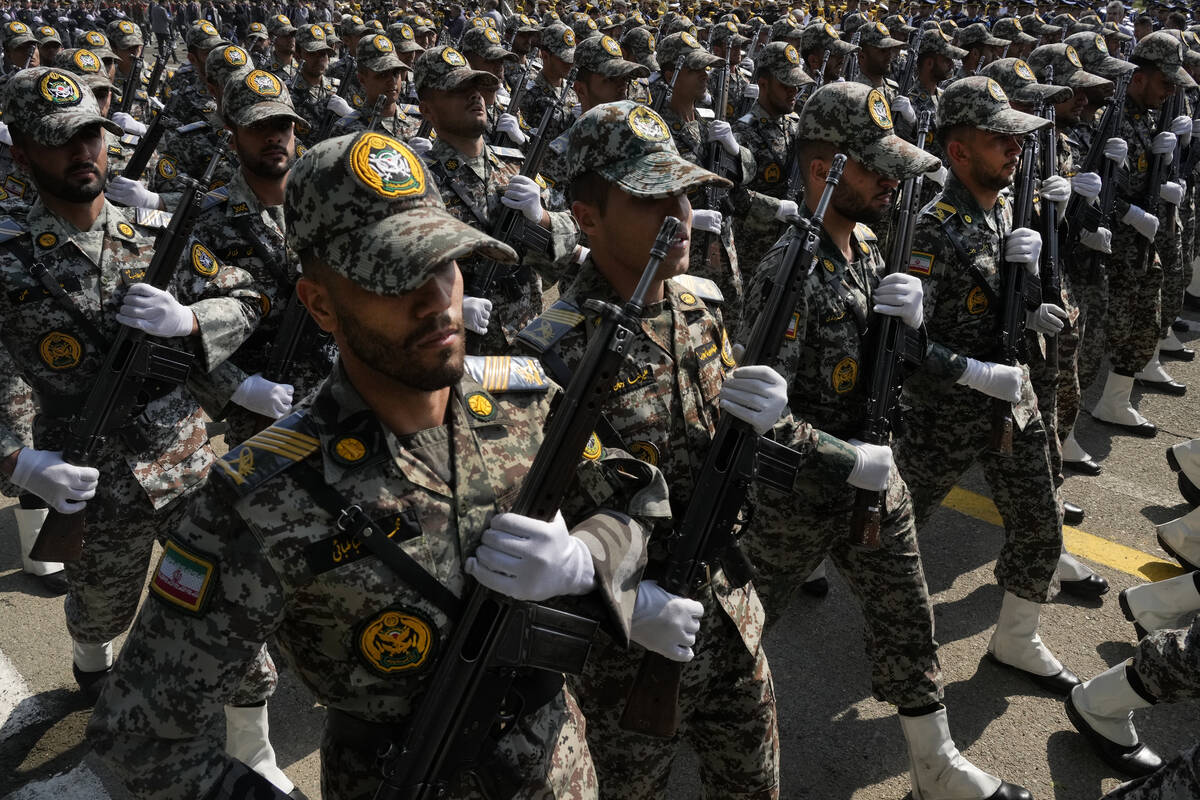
[1057,552,1093,581]
[1156,507,1200,570]
[1060,430,1093,464]
[1159,329,1186,353]
[1068,662,1152,747]
[1133,346,1177,383]
[72,640,113,672]
[898,707,1023,800]
[1119,572,1200,635]
[988,592,1079,694]
[14,507,61,577]
[1169,439,1200,489]
[225,704,295,794]
[1091,371,1155,434]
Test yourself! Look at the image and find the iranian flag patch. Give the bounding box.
[907,251,934,276]
[150,540,217,614]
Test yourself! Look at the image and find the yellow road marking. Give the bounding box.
[941,487,1185,582]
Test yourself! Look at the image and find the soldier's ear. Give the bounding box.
[571,199,601,236]
[296,274,340,334]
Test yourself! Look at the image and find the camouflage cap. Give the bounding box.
[1020,13,1061,36]
[882,14,917,38]
[620,26,659,71]
[245,21,268,40]
[506,13,540,35]
[566,100,730,196]
[78,30,116,61]
[267,14,298,37]
[223,68,306,127]
[1049,13,1078,30]
[841,12,870,35]
[410,16,437,34]
[105,18,143,48]
[1133,31,1196,87]
[1101,21,1132,42]
[461,26,516,61]
[1065,31,1134,77]
[754,41,812,86]
[186,20,225,50]
[357,34,407,73]
[1069,14,1104,34]
[2,67,121,145]
[991,18,1037,45]
[575,35,648,78]
[920,28,969,59]
[297,23,336,53]
[657,31,721,71]
[413,45,499,91]
[286,131,516,294]
[1026,44,1112,92]
[798,82,939,179]
[570,15,601,42]
[36,25,62,45]
[710,20,750,47]
[936,75,1052,134]
[957,22,1008,48]
[365,19,385,33]
[386,22,424,53]
[540,22,577,61]
[800,21,857,55]
[2,20,37,48]
[770,16,804,42]
[340,14,371,37]
[663,17,697,36]
[981,57,1073,105]
[52,48,113,91]
[205,43,251,87]
[858,21,904,48]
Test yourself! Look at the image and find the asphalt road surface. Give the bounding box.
[1,313,1197,800]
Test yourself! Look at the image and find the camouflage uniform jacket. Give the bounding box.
[1112,98,1175,270]
[902,172,1040,429]
[516,261,765,654]
[290,72,335,146]
[0,199,263,508]
[149,114,238,193]
[730,102,800,270]
[0,143,37,209]
[111,62,153,122]
[89,360,667,798]
[426,138,578,351]
[185,170,336,432]
[267,54,298,83]
[706,61,750,119]
[158,63,194,128]
[333,102,422,141]
[518,70,579,145]
[854,72,900,105]
[159,69,214,131]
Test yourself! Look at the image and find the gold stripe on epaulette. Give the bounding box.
[542,307,585,325]
[483,356,510,392]
[251,427,320,459]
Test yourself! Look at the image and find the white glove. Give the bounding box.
[115,283,196,337]
[407,136,433,155]
[231,373,294,417]
[496,112,527,145]
[629,579,703,662]
[718,364,788,435]
[1026,302,1067,335]
[956,357,1023,403]
[1071,171,1101,200]
[701,89,712,105]
[1151,130,1177,164]
[0,121,9,147]
[926,164,948,187]
[575,245,590,263]
[1160,180,1184,206]
[707,119,739,156]
[462,295,492,335]
[464,511,595,601]
[1169,114,1192,145]
[1004,227,1042,275]
[774,199,798,222]
[891,94,916,126]
[846,439,893,492]
[326,94,354,117]
[500,174,544,223]
[873,272,924,328]
[1103,137,1127,164]
[1122,204,1160,240]
[1039,174,1070,204]
[740,57,754,72]
[10,448,100,514]
[111,111,147,136]
[743,83,759,99]
[1079,226,1112,254]
[106,175,162,210]
[691,208,724,234]
[496,86,511,104]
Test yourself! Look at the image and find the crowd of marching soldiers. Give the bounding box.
[1,0,1200,798]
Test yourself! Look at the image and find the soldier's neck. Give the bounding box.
[44,191,105,232]
[439,131,484,159]
[950,166,999,210]
[815,203,856,262]
[668,94,694,121]
[241,166,286,207]
[342,352,453,436]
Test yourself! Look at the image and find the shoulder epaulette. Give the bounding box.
[214,411,320,496]
[696,106,716,119]
[177,120,207,133]
[516,298,586,353]
[120,132,140,147]
[463,355,552,392]
[548,131,569,154]
[200,185,230,212]
[854,221,877,242]
[490,144,525,160]
[925,200,958,223]
[0,215,27,243]
[670,273,724,304]
[134,207,170,228]
[737,112,753,123]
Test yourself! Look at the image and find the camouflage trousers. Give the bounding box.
[894,399,1062,603]
[319,690,597,800]
[1062,255,1109,429]
[1132,610,1200,703]
[1105,227,1163,375]
[1158,216,1187,338]
[1028,340,1064,488]
[744,473,944,710]
[569,604,779,799]
[1101,744,1200,800]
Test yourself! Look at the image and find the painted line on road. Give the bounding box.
[0,647,47,742]
[941,487,1186,582]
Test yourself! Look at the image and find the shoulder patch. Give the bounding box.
[0,215,28,243]
[670,273,724,304]
[214,411,320,495]
[490,144,526,160]
[854,221,877,242]
[134,207,170,228]
[177,120,208,133]
[150,538,218,615]
[463,355,551,392]
[929,201,957,223]
[907,251,934,276]
[200,185,230,212]
[516,299,586,353]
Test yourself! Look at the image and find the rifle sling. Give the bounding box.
[7,243,112,351]
[942,224,1000,310]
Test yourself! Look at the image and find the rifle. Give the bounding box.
[1063,69,1128,234]
[1134,88,1180,274]
[1036,66,1062,371]
[619,156,848,739]
[373,216,681,800]
[144,55,167,101]
[895,27,925,96]
[813,48,832,90]
[120,110,169,180]
[29,135,230,563]
[314,58,357,141]
[462,66,577,306]
[989,129,1038,457]
[488,63,529,145]
[973,53,989,76]
[843,28,862,81]
[650,55,684,114]
[365,94,387,132]
[116,55,143,115]
[850,114,931,549]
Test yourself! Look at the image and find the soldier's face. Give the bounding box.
[820,156,899,224]
[577,71,630,109]
[360,66,402,107]
[859,44,896,75]
[6,42,39,69]
[13,123,107,203]
[419,84,489,138]
[275,33,295,58]
[952,128,1022,190]
[675,65,710,103]
[930,53,954,82]
[117,43,141,73]
[759,75,799,115]
[574,186,692,286]
[299,47,329,77]
[94,86,112,115]
[232,117,294,179]
[1055,90,1087,123]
